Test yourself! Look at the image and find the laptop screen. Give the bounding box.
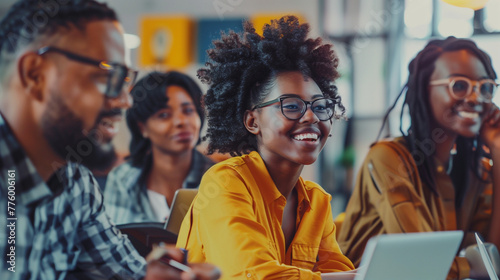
[164,189,198,235]
[354,231,464,280]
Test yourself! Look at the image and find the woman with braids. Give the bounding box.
[337,36,500,280]
[104,71,214,224]
[176,16,356,279]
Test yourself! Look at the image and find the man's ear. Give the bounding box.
[244,110,259,135]
[17,52,47,101]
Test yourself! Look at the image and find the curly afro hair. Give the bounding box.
[198,15,343,156]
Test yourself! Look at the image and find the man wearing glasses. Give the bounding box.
[0,1,219,279]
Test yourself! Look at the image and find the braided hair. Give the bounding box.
[126,71,204,167]
[0,0,117,82]
[198,15,343,156]
[381,36,496,197]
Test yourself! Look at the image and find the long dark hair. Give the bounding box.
[378,36,496,200]
[126,71,204,167]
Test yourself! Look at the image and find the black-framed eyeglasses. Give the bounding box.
[36,46,138,98]
[429,76,498,102]
[252,96,336,121]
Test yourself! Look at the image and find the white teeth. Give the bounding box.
[458,111,479,119]
[101,120,113,127]
[293,133,319,141]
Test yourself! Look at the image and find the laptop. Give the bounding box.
[164,189,198,235]
[352,231,464,280]
[475,232,499,280]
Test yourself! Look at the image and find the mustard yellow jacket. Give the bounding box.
[338,137,492,280]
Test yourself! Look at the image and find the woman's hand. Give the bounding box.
[145,244,221,280]
[480,104,500,153]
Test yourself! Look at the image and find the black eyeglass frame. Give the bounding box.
[251,96,336,121]
[36,46,138,98]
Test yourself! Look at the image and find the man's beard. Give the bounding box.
[41,93,118,171]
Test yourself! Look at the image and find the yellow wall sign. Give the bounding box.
[441,0,489,10]
[250,13,305,36]
[139,16,194,68]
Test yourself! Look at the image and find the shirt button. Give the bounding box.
[247,273,252,277]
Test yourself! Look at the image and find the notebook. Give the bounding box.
[164,189,198,235]
[475,232,499,280]
[353,231,464,280]
[116,222,177,257]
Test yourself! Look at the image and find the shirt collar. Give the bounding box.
[245,151,281,203]
[295,176,312,211]
[245,151,311,210]
[0,113,56,206]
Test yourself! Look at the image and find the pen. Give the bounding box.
[180,248,189,265]
[149,243,191,273]
[160,258,192,273]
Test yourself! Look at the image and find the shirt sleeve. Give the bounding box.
[363,141,433,233]
[184,165,326,280]
[103,164,148,225]
[70,166,146,279]
[467,159,493,240]
[103,165,127,224]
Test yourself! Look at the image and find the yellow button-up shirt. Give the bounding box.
[177,151,354,279]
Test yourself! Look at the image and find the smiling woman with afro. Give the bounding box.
[199,15,345,156]
[176,15,355,279]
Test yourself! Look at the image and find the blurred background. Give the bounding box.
[1,0,499,216]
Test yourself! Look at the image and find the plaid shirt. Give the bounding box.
[104,151,214,225]
[0,114,146,279]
